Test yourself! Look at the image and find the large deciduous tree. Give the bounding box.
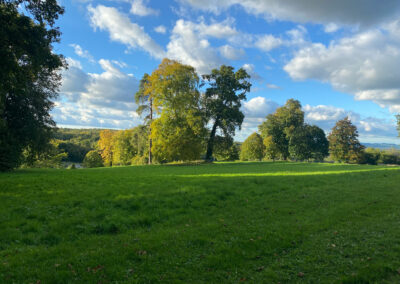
[258,99,304,160]
[149,59,206,162]
[202,65,251,161]
[328,117,364,163]
[0,0,65,170]
[135,74,154,164]
[240,132,265,161]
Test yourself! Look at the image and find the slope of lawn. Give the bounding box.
[1,162,400,283]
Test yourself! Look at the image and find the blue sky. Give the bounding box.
[53,0,400,143]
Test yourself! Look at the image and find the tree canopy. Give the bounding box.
[328,117,364,163]
[149,59,206,162]
[240,132,265,161]
[0,0,65,170]
[202,65,251,161]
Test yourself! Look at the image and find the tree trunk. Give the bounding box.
[148,98,153,165]
[205,119,218,161]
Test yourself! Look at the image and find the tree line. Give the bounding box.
[1,0,400,171]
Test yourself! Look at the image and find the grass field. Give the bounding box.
[1,162,400,283]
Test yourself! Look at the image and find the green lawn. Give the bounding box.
[1,162,400,283]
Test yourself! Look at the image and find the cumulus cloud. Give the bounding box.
[242,63,262,81]
[88,5,165,59]
[154,25,167,34]
[130,0,159,16]
[243,96,279,118]
[284,20,400,112]
[166,19,236,74]
[179,0,400,27]
[69,44,95,63]
[55,58,141,129]
[219,45,245,60]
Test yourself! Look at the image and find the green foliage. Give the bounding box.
[259,99,324,161]
[0,1,65,171]
[149,59,206,162]
[83,150,103,168]
[240,132,265,161]
[288,125,329,161]
[263,136,280,161]
[202,65,251,160]
[364,148,400,165]
[213,136,239,161]
[112,126,148,166]
[98,130,116,166]
[135,73,154,164]
[1,163,400,282]
[396,114,400,137]
[21,141,67,169]
[328,117,365,163]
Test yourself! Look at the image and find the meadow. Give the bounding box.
[1,162,400,283]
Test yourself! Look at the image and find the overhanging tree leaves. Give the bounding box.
[202,65,251,161]
[0,0,65,170]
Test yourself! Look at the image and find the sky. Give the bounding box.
[53,0,400,143]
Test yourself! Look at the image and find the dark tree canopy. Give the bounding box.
[259,99,304,160]
[328,117,365,163]
[0,0,65,170]
[202,65,251,161]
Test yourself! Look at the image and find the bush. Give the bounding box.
[131,155,148,165]
[83,151,103,168]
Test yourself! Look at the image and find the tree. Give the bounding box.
[213,136,239,161]
[306,125,329,161]
[0,1,65,170]
[83,150,103,168]
[202,65,251,161]
[288,124,329,161]
[259,99,304,160]
[149,59,206,162]
[112,126,149,165]
[240,133,265,161]
[135,74,154,164]
[263,136,280,161]
[396,114,400,137]
[98,130,115,166]
[328,117,365,163]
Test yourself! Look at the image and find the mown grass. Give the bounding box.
[1,162,400,283]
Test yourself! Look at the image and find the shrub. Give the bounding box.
[83,151,103,168]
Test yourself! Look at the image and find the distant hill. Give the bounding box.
[363,143,400,150]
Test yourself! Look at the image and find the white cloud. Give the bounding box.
[88,5,165,59]
[69,44,95,63]
[179,0,400,27]
[266,83,280,89]
[254,34,283,52]
[219,45,245,60]
[324,23,339,33]
[284,21,400,112]
[242,63,262,81]
[55,59,141,129]
[154,25,167,34]
[130,0,159,16]
[166,19,230,74]
[243,96,279,118]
